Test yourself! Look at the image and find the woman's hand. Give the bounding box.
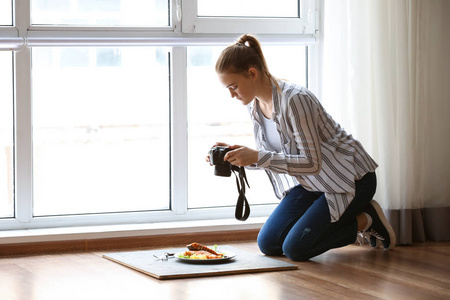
[224,145,258,167]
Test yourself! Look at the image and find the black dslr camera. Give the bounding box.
[209,146,251,221]
[209,146,236,177]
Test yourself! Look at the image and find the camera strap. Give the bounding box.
[231,166,250,221]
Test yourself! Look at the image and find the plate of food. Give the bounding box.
[176,243,236,264]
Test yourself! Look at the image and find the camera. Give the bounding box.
[208,145,251,221]
[209,146,234,177]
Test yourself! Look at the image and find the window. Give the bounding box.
[0,52,14,218]
[197,0,299,18]
[182,0,315,34]
[0,0,12,25]
[2,0,315,230]
[31,0,170,27]
[31,47,170,216]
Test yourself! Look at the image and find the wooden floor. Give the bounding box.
[0,241,449,300]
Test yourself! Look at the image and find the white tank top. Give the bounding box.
[259,110,282,153]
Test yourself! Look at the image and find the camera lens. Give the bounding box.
[214,163,232,177]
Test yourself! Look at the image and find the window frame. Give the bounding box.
[0,0,318,231]
[181,0,316,34]
[0,24,20,50]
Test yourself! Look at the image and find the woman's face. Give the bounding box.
[218,70,257,106]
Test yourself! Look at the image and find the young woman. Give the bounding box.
[210,34,396,261]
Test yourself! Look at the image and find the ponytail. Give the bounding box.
[215,34,279,89]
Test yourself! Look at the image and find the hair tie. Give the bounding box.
[236,41,250,47]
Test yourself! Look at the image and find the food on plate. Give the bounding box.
[181,250,223,259]
[178,243,224,260]
[186,242,222,256]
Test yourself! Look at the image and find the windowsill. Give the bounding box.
[0,217,267,245]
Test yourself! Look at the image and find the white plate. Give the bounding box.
[175,251,236,264]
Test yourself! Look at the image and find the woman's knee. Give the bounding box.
[258,229,317,261]
[257,231,283,256]
[282,228,314,261]
[283,246,311,261]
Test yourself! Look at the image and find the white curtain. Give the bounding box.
[319,0,450,243]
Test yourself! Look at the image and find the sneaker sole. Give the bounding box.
[371,200,396,250]
[370,236,382,248]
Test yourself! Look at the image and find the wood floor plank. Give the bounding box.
[302,245,450,300]
[0,241,449,300]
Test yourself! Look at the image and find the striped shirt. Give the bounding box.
[247,80,378,222]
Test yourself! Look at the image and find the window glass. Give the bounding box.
[187,45,306,209]
[32,47,170,216]
[197,0,299,18]
[0,0,12,25]
[0,52,14,218]
[31,0,169,26]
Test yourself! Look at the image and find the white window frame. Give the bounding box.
[0,0,319,232]
[0,21,20,50]
[181,0,316,34]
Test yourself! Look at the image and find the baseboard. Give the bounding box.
[0,229,259,257]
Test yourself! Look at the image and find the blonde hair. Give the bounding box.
[215,34,278,88]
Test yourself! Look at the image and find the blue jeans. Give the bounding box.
[257,172,377,261]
